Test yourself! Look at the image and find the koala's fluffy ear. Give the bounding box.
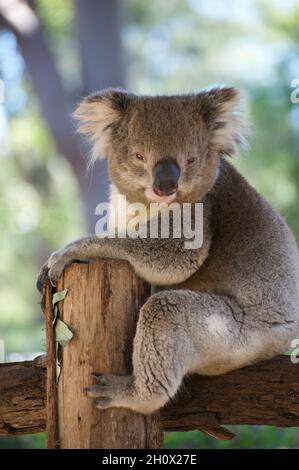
[197,87,248,156]
[73,88,133,161]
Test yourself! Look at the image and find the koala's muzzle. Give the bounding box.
[152,160,180,197]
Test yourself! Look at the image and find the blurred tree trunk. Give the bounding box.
[0,0,125,233]
[74,0,126,232]
[75,0,125,93]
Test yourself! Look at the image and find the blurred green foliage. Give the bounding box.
[0,0,298,449]
[165,426,299,449]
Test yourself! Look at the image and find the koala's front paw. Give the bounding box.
[36,263,50,292]
[36,248,73,292]
[47,249,73,286]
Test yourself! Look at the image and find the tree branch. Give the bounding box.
[0,0,124,231]
[1,355,298,438]
[0,0,83,170]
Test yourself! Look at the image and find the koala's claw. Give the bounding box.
[36,249,73,293]
[90,373,128,385]
[85,373,131,409]
[36,263,50,293]
[90,373,107,384]
[85,383,115,397]
[95,397,113,409]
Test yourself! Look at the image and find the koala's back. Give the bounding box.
[181,159,299,321]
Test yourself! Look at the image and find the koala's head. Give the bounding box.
[74,87,247,204]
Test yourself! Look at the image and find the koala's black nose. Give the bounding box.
[152,160,180,197]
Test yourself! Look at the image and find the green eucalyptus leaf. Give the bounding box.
[52,305,58,325]
[55,342,61,384]
[52,288,68,307]
[54,318,73,347]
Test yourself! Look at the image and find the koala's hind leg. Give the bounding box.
[86,290,295,414]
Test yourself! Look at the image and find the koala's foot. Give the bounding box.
[85,373,167,414]
[85,374,131,410]
[84,291,198,414]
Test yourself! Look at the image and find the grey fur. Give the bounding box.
[37,87,299,414]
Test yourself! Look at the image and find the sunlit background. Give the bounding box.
[0,0,299,448]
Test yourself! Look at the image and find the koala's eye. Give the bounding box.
[187,158,195,164]
[136,153,145,161]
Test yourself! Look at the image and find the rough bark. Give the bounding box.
[47,260,163,449]
[1,261,298,443]
[43,282,59,448]
[0,357,46,436]
[164,354,299,430]
[1,354,299,439]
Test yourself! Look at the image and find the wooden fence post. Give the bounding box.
[1,258,297,443]
[45,259,163,449]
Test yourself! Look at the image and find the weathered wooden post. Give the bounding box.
[1,258,296,444]
[44,259,163,449]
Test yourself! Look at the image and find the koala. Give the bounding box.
[37,87,299,415]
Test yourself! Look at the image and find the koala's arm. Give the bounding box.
[37,231,211,291]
